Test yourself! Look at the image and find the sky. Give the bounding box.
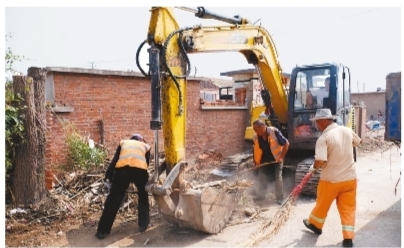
[3,2,402,94]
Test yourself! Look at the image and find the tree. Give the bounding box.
[12,75,46,206]
[6,34,48,206]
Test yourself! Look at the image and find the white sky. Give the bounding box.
[3,2,402,93]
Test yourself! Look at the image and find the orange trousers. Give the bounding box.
[308,179,357,239]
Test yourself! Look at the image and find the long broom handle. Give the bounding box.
[241,161,280,173]
[279,171,314,207]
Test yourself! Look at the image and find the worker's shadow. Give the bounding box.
[281,231,340,247]
[65,219,208,247]
[354,199,401,247]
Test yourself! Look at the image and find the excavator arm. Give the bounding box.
[142,6,288,234]
[180,25,288,123]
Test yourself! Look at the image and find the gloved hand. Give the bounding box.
[309,164,317,173]
[102,180,111,194]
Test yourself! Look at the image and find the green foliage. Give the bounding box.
[5,34,26,171]
[5,34,25,77]
[61,121,107,171]
[5,83,26,170]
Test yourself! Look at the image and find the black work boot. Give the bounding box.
[342,239,353,247]
[303,219,322,235]
[95,230,110,239]
[95,231,105,239]
[138,225,148,233]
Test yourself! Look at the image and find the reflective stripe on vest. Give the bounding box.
[253,127,283,165]
[115,140,149,170]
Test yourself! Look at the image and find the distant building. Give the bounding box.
[220,68,291,107]
[199,78,233,102]
[351,91,385,122]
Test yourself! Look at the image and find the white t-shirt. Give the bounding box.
[311,89,329,107]
[315,123,362,183]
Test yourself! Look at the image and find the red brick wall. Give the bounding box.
[186,82,248,160]
[45,72,162,168]
[45,71,248,169]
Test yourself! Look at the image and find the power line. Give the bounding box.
[88,57,144,69]
[90,58,134,64]
[272,8,379,36]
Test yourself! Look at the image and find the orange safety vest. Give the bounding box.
[115,140,150,170]
[253,127,283,166]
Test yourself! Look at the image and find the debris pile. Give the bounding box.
[5,166,159,247]
[191,179,254,194]
[220,151,254,171]
[357,135,395,155]
[186,150,254,187]
[5,151,257,247]
[193,149,223,170]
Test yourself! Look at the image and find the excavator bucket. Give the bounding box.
[146,162,238,234]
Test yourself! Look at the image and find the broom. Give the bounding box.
[239,170,314,247]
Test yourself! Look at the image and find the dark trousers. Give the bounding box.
[97,166,149,234]
[256,163,283,200]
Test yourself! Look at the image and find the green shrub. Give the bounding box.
[61,121,107,170]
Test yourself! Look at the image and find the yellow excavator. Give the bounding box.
[137,6,356,234]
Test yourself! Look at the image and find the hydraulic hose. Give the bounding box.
[136,40,150,77]
[161,27,193,114]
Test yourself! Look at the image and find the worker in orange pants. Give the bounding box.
[302,109,361,248]
[308,179,357,239]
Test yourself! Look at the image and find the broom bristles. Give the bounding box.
[239,172,313,247]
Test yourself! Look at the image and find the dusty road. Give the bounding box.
[53,145,401,247]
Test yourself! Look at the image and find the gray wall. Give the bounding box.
[352,92,385,121]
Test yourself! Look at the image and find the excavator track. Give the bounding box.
[294,158,321,196]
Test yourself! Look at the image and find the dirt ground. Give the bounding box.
[5,130,400,247]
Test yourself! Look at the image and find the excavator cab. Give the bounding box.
[287,63,353,151]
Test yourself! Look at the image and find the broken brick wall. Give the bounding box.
[186,81,249,160]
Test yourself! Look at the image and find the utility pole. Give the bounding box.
[89,61,95,69]
[357,81,359,93]
[363,83,365,93]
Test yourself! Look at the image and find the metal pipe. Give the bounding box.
[148,44,162,131]
[342,67,346,125]
[148,43,162,183]
[175,6,198,14]
[153,130,159,183]
[175,6,247,25]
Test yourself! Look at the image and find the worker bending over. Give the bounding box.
[96,134,151,239]
[252,119,289,205]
